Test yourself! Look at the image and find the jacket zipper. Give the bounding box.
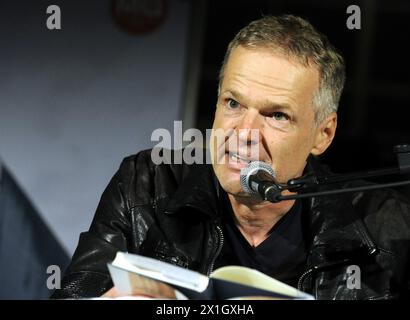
[207,225,224,276]
[297,258,354,292]
[353,221,378,255]
[297,267,314,291]
[298,223,380,293]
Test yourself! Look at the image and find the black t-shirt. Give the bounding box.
[213,189,308,288]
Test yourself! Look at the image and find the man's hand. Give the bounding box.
[102,287,121,298]
[101,280,177,299]
[101,286,156,299]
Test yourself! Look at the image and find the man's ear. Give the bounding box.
[310,112,337,156]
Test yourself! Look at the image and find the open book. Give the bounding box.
[107,252,313,300]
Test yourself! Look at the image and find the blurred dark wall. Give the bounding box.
[0,0,191,254]
[0,162,69,299]
[196,0,410,174]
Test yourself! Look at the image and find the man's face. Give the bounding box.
[211,46,334,196]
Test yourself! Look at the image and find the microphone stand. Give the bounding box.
[267,144,410,203]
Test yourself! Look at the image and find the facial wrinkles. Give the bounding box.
[217,48,319,177]
[227,72,299,110]
[225,95,312,180]
[220,79,301,165]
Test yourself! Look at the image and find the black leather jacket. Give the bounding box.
[52,149,410,300]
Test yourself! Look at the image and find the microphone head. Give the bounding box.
[240,161,276,195]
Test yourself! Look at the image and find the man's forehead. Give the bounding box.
[221,48,319,109]
[220,88,295,111]
[227,45,316,70]
[224,47,319,84]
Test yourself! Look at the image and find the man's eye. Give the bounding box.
[272,112,289,121]
[227,99,240,109]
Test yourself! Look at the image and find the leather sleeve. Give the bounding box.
[361,189,410,297]
[51,158,134,299]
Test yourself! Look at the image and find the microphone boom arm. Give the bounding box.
[267,144,410,203]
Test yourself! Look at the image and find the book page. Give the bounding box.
[110,252,209,292]
[210,266,312,299]
[108,264,188,299]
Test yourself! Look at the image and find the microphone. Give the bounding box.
[240,161,283,202]
[240,144,410,204]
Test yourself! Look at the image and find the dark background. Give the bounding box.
[196,0,410,177]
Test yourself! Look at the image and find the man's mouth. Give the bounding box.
[228,152,251,164]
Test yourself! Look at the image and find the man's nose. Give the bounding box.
[238,108,260,130]
[236,109,262,146]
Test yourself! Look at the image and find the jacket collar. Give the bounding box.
[163,162,221,219]
[164,154,378,263]
[164,154,328,218]
[303,156,378,266]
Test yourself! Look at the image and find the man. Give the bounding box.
[53,15,410,300]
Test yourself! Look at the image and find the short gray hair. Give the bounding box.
[219,15,346,125]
